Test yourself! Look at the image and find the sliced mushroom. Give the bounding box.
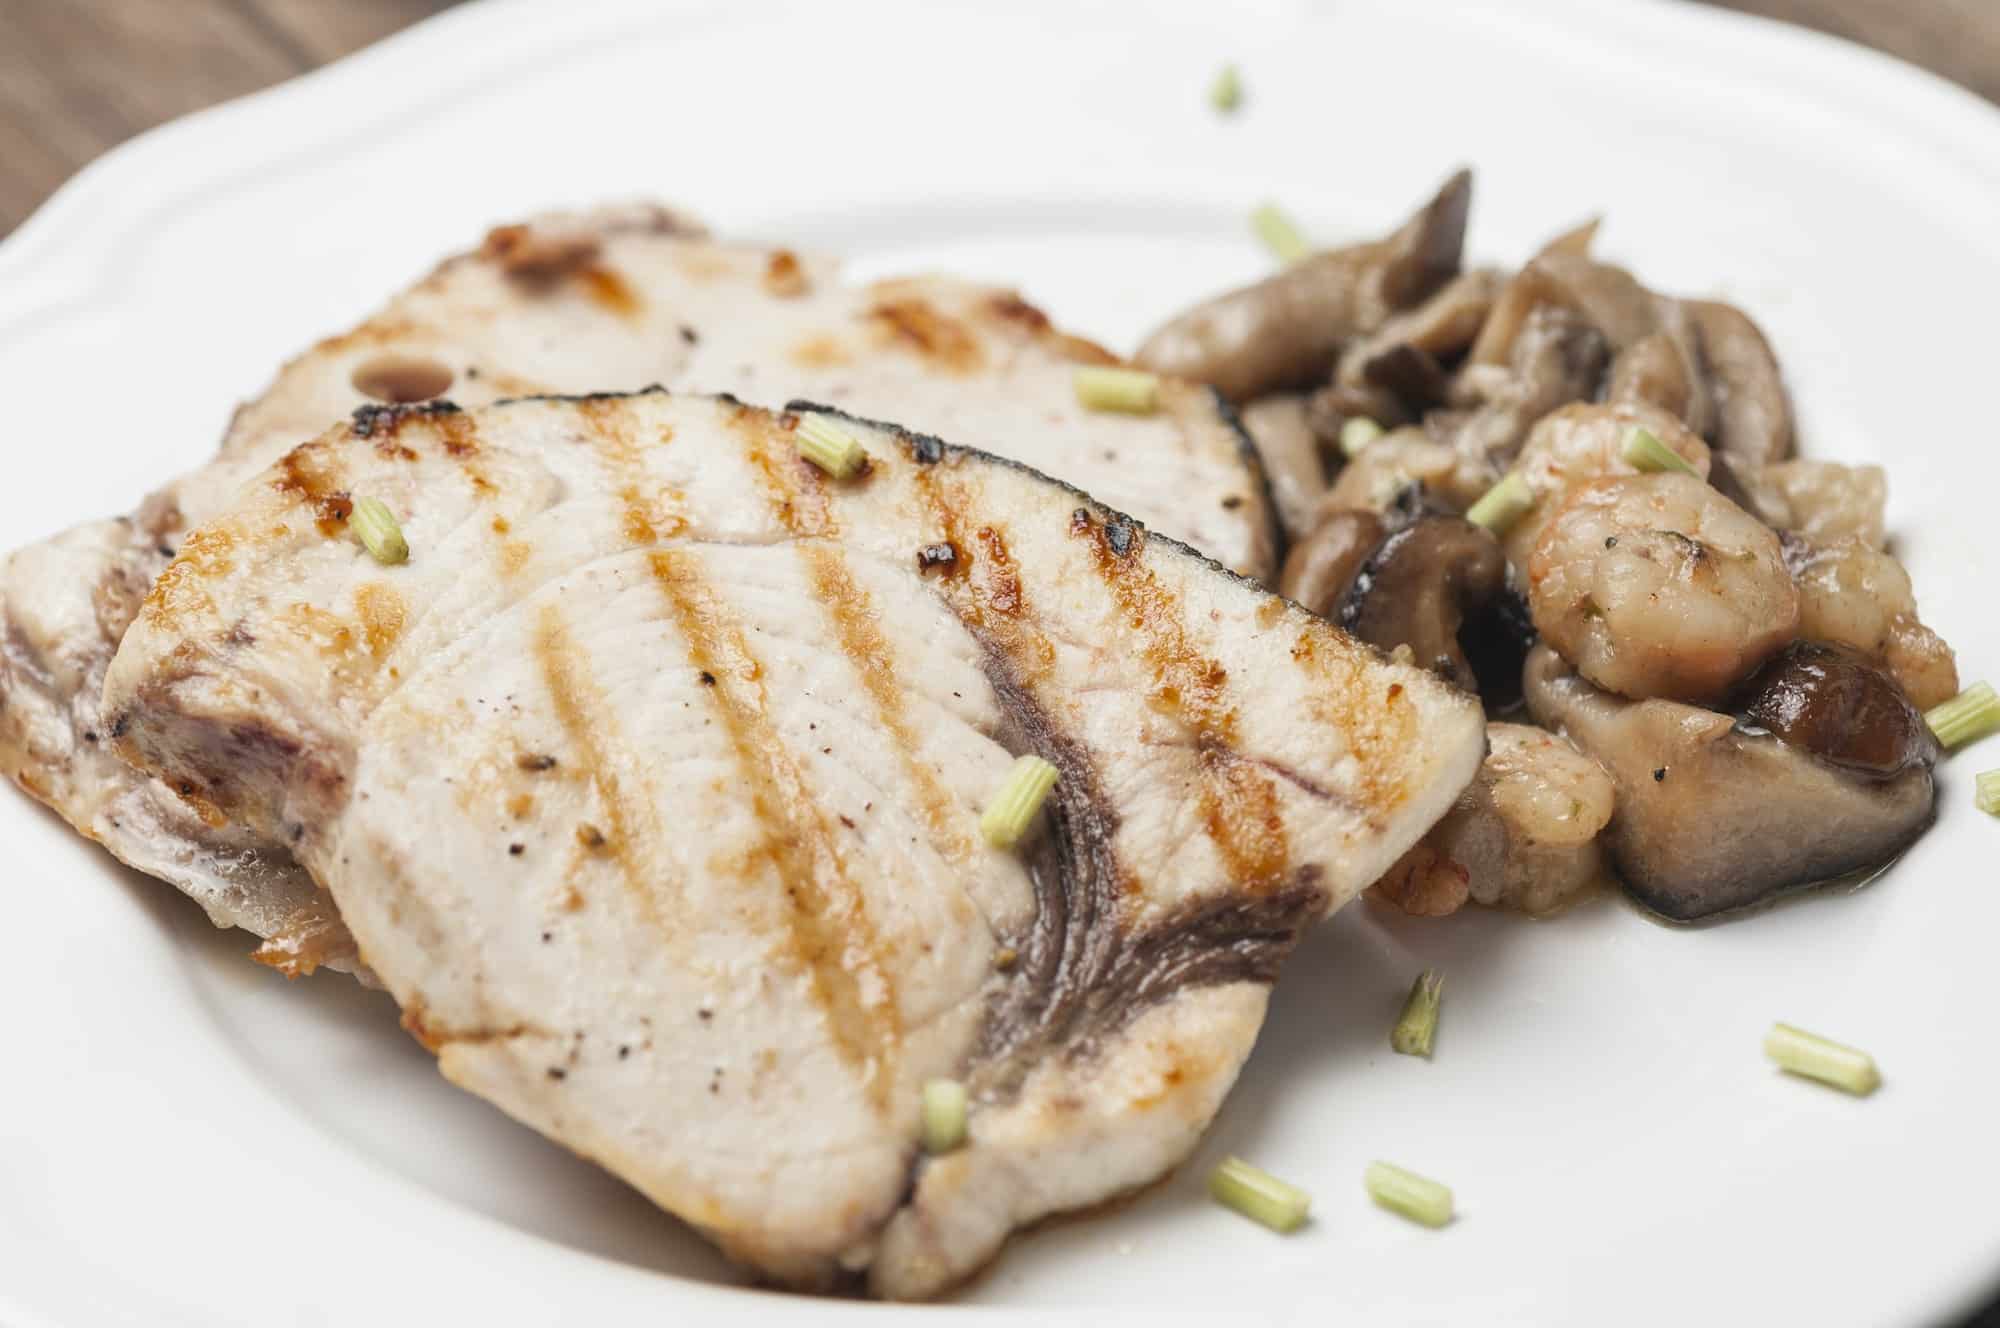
[1730,459,1886,547]
[1279,506,1387,615]
[1338,514,1529,704]
[1134,169,1472,401]
[1687,300,1793,465]
[1430,304,1610,483]
[1335,268,1501,394]
[1525,643,1937,920]
[1610,298,1714,439]
[1308,380,1412,435]
[1238,393,1330,542]
[1372,722,1616,918]
[1467,249,1657,367]
[1782,532,1959,709]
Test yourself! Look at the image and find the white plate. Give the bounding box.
[4,0,1998,1322]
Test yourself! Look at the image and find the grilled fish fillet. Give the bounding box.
[102,392,1483,1295]
[0,207,1275,974]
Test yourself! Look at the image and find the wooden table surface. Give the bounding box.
[3,0,1998,234]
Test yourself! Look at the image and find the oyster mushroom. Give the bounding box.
[1332,268,1502,406]
[1687,300,1793,466]
[1428,304,1610,485]
[1238,393,1330,542]
[1135,169,1472,401]
[1372,722,1616,918]
[1338,514,1532,705]
[1525,642,1938,920]
[1279,506,1387,615]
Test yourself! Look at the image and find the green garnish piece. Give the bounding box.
[980,754,1059,849]
[1926,682,2000,750]
[921,1078,968,1153]
[1465,472,1534,534]
[1072,365,1162,415]
[1209,1155,1310,1233]
[1209,63,1243,113]
[1250,203,1310,264]
[1621,426,1698,476]
[1391,968,1444,1058]
[350,497,409,565]
[1976,770,2000,817]
[1764,1022,1880,1096]
[1364,1161,1454,1228]
[795,412,868,479]
[1340,416,1384,459]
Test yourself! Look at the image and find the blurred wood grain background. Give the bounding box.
[1,0,1997,235]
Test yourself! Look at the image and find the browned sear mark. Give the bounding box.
[869,297,984,373]
[481,223,603,286]
[764,250,809,297]
[582,266,641,316]
[517,752,558,771]
[916,542,959,574]
[647,549,901,1104]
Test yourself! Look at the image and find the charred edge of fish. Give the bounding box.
[784,398,946,466]
[458,390,1291,601]
[350,400,464,438]
[493,383,675,410]
[1067,508,1143,560]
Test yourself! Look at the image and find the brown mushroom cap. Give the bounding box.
[1734,641,1939,779]
[1279,507,1387,615]
[1524,644,1936,921]
[1338,514,1528,703]
[1134,169,1471,401]
[1687,300,1794,466]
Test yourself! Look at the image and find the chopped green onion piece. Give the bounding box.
[1340,416,1384,459]
[795,412,868,479]
[350,497,408,565]
[1209,1155,1310,1233]
[1977,770,2000,816]
[1465,472,1534,534]
[1764,1022,1880,1096]
[980,754,1059,849]
[1926,682,2000,750]
[1391,968,1444,1058]
[1621,426,1698,476]
[1072,365,1161,415]
[1364,1161,1454,1228]
[921,1078,968,1153]
[1251,203,1310,264]
[1209,63,1243,113]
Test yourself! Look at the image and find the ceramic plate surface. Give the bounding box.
[4,1,1999,1322]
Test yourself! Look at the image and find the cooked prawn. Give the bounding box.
[1527,472,1798,703]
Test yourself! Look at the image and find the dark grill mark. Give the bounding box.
[916,542,958,574]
